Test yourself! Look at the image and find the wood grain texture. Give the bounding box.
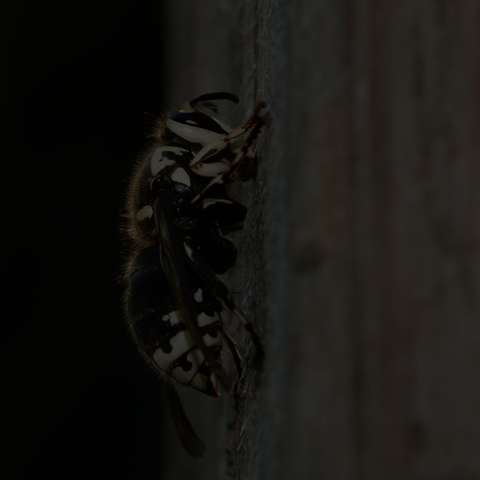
[163,1,480,479]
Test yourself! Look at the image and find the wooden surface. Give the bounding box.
[162,1,480,479]
[3,1,478,479]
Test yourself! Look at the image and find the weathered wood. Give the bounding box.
[163,1,480,479]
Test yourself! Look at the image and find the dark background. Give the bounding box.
[2,1,168,478]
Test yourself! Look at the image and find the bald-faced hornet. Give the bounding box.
[123,92,265,457]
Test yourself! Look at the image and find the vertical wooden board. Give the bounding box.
[281,0,357,479]
[409,1,480,478]
[349,1,480,479]
[160,1,480,479]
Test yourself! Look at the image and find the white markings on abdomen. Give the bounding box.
[194,288,203,302]
[150,146,188,176]
[197,312,217,327]
[171,167,191,186]
[162,310,180,325]
[152,310,223,392]
[153,330,195,370]
[135,205,153,221]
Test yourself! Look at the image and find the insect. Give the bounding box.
[122,92,265,457]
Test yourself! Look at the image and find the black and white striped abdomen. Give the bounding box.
[126,245,224,397]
